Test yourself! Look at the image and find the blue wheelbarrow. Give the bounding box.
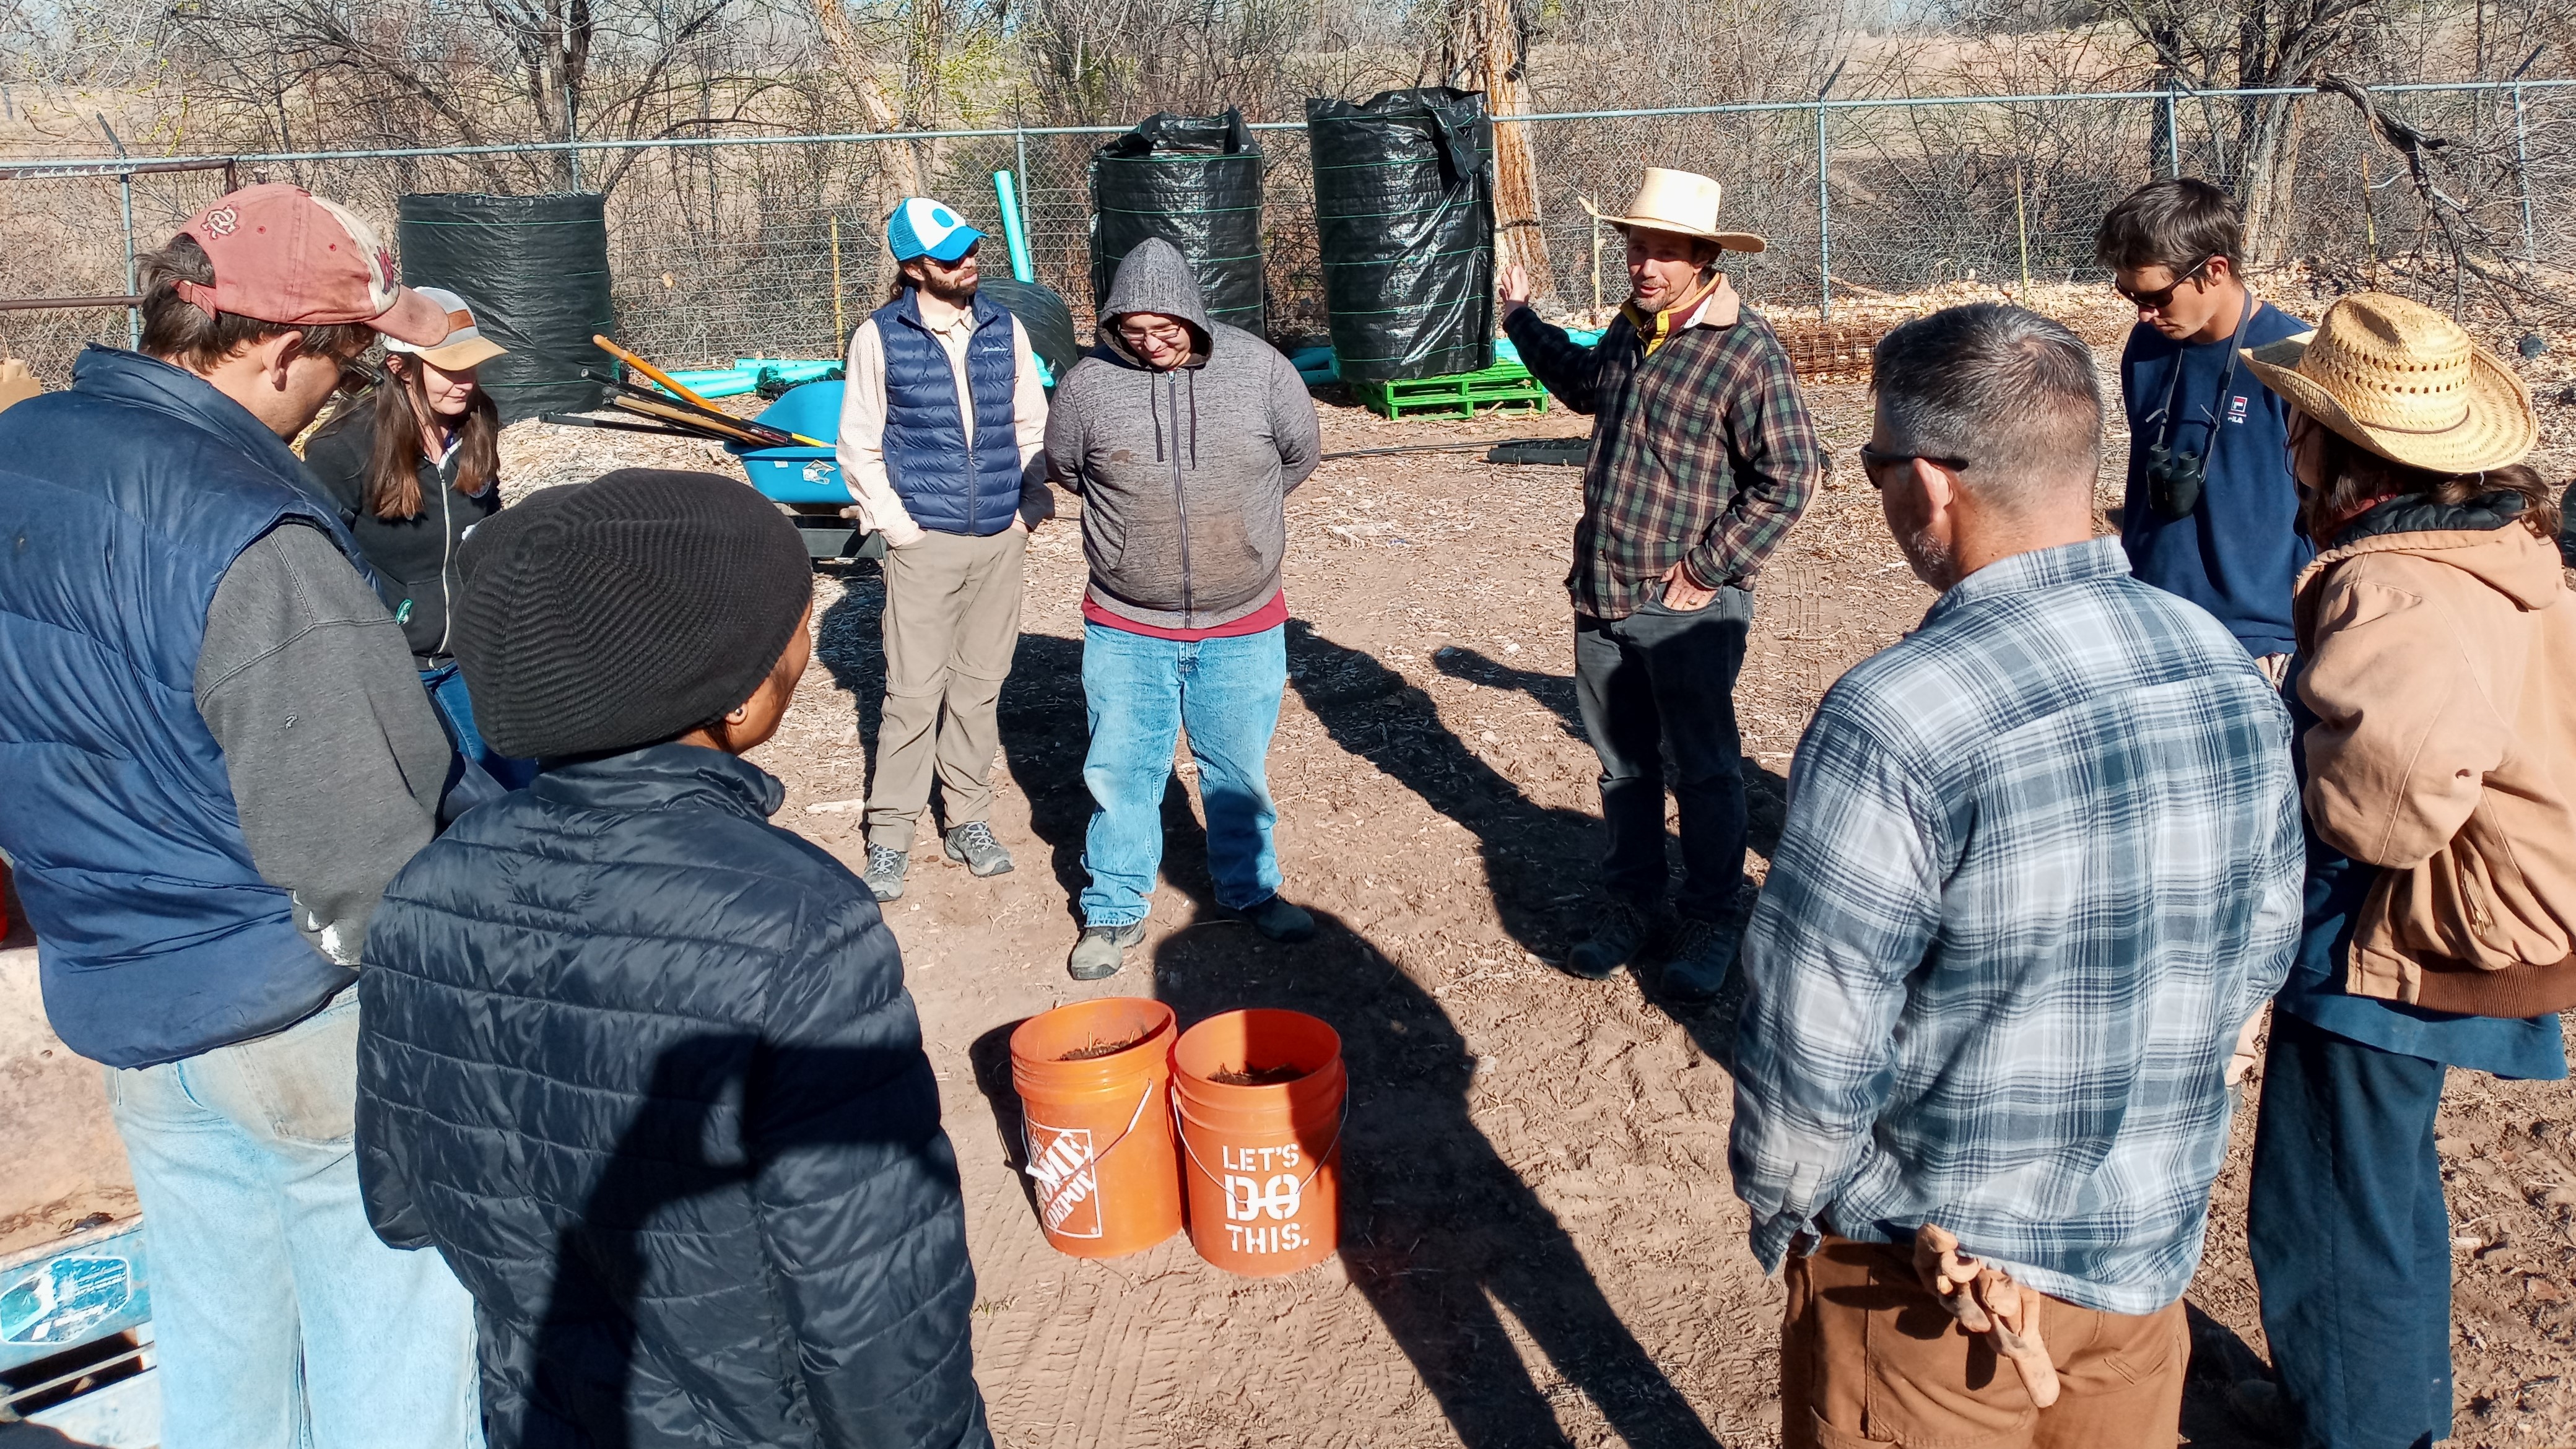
[726,381,886,562]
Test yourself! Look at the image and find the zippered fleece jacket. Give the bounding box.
[1045,238,1321,630]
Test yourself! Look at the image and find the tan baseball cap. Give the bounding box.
[383,287,507,370]
[175,184,450,347]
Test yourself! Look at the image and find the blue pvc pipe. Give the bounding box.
[993,170,1036,284]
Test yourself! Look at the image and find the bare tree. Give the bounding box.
[1430,0,1552,300]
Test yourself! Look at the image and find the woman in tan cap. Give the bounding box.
[2234,290,2569,1448]
[303,285,526,785]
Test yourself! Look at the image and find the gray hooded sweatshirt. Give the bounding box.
[1045,238,1321,630]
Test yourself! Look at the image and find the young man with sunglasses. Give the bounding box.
[2095,178,2312,681]
[837,197,1053,901]
[0,184,482,1447]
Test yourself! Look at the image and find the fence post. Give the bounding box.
[95,115,139,349]
[2164,87,2180,176]
[1814,99,1833,320]
[2512,82,2535,260]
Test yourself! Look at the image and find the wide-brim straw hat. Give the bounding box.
[2241,291,2535,475]
[1599,167,1767,254]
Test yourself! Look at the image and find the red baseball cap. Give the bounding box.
[173,184,450,347]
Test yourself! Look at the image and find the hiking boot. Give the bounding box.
[1238,895,1316,944]
[1661,915,1737,1005]
[2225,1379,2298,1444]
[1068,921,1147,981]
[1565,900,1653,980]
[943,821,1014,878]
[862,844,908,902]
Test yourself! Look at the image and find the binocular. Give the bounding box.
[2145,443,2206,520]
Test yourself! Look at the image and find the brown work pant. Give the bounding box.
[1782,1237,2188,1449]
[866,526,1026,851]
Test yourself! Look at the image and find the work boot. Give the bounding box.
[1068,921,1147,981]
[943,821,1014,877]
[1660,915,1737,1005]
[1238,894,1316,944]
[862,843,908,902]
[1565,900,1653,980]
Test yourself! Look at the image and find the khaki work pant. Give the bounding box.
[1782,1237,2189,1449]
[866,525,1026,851]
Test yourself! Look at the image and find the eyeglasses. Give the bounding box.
[334,354,386,397]
[2113,256,2211,310]
[921,242,980,269]
[1117,321,1191,348]
[1856,442,1970,488]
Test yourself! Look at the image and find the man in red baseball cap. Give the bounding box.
[0,185,483,1448]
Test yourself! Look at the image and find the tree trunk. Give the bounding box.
[1460,0,1551,300]
[811,0,923,208]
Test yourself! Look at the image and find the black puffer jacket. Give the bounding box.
[303,406,501,663]
[356,745,990,1449]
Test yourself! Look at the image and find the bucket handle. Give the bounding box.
[1173,1092,1349,1200]
[1022,1074,1159,1183]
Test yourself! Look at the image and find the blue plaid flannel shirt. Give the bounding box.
[1730,536,2303,1315]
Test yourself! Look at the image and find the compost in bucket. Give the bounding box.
[1008,999,1184,1259]
[1173,1009,1346,1276]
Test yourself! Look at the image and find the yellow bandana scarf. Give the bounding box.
[1622,272,1722,357]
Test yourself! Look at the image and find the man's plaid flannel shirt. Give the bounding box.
[1504,297,1822,620]
[1729,537,2304,1315]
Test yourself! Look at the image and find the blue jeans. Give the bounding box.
[422,661,537,791]
[2247,1011,2453,1449]
[1079,622,1286,926]
[105,988,483,1449]
[1572,591,1752,920]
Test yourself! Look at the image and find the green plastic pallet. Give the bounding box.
[1351,362,1549,420]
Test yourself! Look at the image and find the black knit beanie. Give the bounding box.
[451,469,812,759]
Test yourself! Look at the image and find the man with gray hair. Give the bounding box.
[1727,303,2302,1448]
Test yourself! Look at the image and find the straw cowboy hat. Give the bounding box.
[1599,168,1767,254]
[2241,291,2535,475]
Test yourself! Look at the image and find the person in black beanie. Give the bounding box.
[352,470,993,1449]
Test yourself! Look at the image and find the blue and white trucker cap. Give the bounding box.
[886,198,984,263]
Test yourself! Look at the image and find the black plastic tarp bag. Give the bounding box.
[1306,88,1495,384]
[396,193,612,422]
[978,275,1080,384]
[1091,109,1265,335]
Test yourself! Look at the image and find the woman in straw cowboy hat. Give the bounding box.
[2232,292,2569,1449]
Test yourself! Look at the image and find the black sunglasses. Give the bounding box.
[1856,442,1971,488]
[2114,256,2211,310]
[335,354,387,397]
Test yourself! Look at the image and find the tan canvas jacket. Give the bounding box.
[2293,498,2576,1017]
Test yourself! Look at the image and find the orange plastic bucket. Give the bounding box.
[1008,998,1184,1258]
[1172,1009,1346,1276]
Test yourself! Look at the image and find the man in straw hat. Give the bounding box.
[0,184,482,1445]
[1500,167,1822,1003]
[1731,302,2301,1449]
[2226,292,2570,1449]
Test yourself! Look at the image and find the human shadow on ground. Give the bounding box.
[1285,620,1786,1063]
[522,1032,973,1448]
[1147,887,1725,1448]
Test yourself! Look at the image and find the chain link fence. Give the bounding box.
[4,80,2567,383]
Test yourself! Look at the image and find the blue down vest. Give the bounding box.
[874,290,1021,536]
[357,746,990,1449]
[0,347,371,1068]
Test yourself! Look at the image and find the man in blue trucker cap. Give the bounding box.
[836,197,1053,902]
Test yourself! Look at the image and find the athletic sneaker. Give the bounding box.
[862,843,908,902]
[1565,900,1653,980]
[1237,894,1316,943]
[1068,921,1147,981]
[943,822,1014,877]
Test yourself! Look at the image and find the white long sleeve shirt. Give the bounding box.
[835,298,1051,547]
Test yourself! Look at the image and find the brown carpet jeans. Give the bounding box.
[866,525,1026,851]
[1782,1237,2189,1449]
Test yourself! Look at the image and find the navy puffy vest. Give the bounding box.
[874,290,1022,536]
[0,347,370,1067]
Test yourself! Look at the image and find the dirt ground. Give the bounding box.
[608,352,2575,1449]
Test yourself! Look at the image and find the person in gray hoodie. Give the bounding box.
[1044,238,1323,980]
